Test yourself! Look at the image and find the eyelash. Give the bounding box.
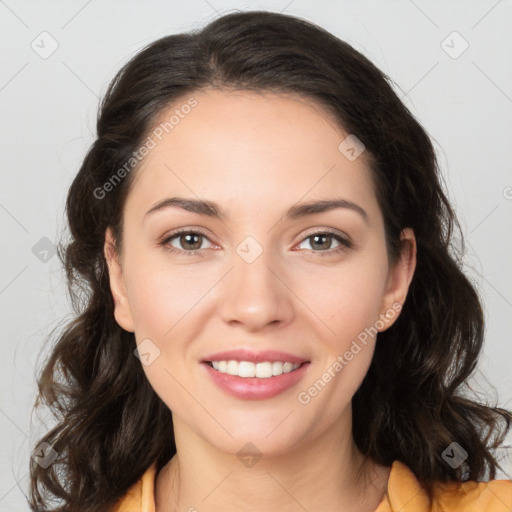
[160,228,352,257]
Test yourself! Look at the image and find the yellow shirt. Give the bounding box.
[111,460,512,511]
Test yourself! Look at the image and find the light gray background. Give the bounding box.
[1,0,511,508]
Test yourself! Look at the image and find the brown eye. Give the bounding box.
[176,232,203,250]
[309,233,334,251]
[161,229,213,256]
[297,231,351,255]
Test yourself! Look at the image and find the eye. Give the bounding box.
[160,229,214,256]
[160,228,352,257]
[296,230,352,256]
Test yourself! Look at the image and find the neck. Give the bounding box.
[155,415,390,512]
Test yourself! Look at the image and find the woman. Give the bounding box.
[29,10,512,512]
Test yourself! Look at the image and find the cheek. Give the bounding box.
[128,274,173,335]
[301,250,388,343]
[123,256,207,409]
[124,250,208,336]
[316,251,388,409]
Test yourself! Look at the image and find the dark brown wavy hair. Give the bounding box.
[28,10,512,511]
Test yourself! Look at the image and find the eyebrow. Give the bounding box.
[143,196,369,224]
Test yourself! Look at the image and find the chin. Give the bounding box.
[195,414,307,460]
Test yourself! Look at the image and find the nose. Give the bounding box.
[216,243,295,332]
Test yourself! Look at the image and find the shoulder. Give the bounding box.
[433,476,512,511]
[377,460,512,512]
[111,460,512,512]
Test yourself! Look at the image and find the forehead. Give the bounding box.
[124,89,378,221]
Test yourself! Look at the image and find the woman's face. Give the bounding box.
[105,89,415,456]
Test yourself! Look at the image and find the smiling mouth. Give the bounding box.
[205,360,307,378]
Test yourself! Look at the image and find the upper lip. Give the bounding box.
[202,349,309,365]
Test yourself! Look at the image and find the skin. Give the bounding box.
[104,89,417,511]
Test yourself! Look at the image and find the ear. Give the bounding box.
[377,228,417,332]
[103,227,135,333]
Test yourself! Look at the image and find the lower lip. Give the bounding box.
[202,362,311,400]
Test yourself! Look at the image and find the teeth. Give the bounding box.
[239,361,256,378]
[210,360,301,378]
[256,362,272,378]
[226,360,238,376]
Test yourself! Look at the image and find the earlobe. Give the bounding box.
[103,228,135,333]
[377,228,417,332]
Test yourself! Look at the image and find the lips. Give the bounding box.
[202,349,308,365]
[201,349,311,400]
